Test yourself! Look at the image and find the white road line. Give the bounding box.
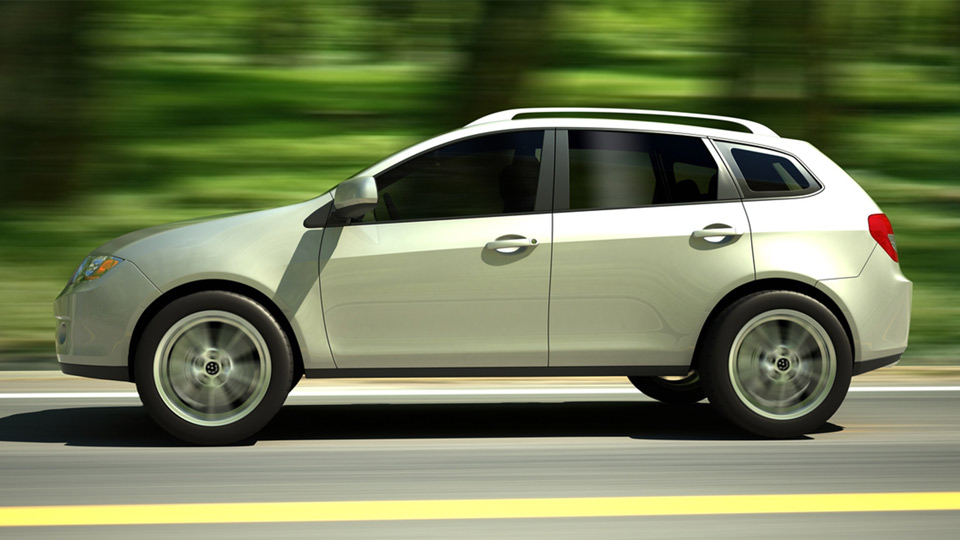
[0,386,959,399]
[0,392,140,399]
[849,386,960,393]
[292,388,639,397]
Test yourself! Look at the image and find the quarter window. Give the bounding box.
[715,142,820,197]
[360,130,545,223]
[566,131,721,210]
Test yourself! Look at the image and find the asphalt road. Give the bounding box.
[1,370,959,539]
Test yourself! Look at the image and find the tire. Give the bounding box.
[289,370,303,393]
[135,291,293,445]
[699,291,852,438]
[629,371,705,404]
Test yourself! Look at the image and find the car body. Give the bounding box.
[54,108,912,443]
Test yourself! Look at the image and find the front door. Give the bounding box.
[320,130,554,369]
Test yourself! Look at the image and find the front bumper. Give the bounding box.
[54,260,162,381]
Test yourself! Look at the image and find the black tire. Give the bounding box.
[289,365,303,393]
[699,291,852,438]
[628,372,705,404]
[135,291,293,445]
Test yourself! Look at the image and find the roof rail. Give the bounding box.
[465,107,778,137]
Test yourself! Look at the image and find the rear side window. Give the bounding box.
[565,131,721,210]
[568,131,661,209]
[715,141,820,197]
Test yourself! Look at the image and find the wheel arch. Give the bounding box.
[693,278,855,370]
[127,279,304,383]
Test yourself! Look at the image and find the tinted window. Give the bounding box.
[731,148,810,192]
[567,131,719,210]
[659,134,721,203]
[714,141,821,198]
[361,130,544,223]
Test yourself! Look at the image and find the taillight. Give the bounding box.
[868,213,898,262]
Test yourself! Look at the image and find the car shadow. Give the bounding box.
[0,401,843,447]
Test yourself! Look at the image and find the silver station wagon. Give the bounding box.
[55,108,912,444]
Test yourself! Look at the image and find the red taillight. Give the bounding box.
[868,213,898,262]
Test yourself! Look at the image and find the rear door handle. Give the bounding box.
[692,227,741,239]
[485,237,538,253]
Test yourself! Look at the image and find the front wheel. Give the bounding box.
[135,291,293,445]
[699,291,852,438]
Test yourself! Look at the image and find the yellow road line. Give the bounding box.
[2,493,959,527]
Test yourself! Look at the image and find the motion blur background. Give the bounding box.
[0,0,957,368]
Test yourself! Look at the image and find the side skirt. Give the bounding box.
[60,363,131,382]
[305,365,690,379]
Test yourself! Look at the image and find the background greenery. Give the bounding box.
[1,0,958,367]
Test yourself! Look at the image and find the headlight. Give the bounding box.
[69,255,124,285]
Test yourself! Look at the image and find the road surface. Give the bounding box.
[1,369,958,538]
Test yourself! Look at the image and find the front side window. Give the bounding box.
[360,130,545,223]
[566,131,721,211]
[715,141,820,197]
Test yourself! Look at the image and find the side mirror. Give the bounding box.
[332,176,378,219]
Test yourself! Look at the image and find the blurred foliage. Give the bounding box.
[1,0,958,365]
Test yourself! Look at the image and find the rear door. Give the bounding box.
[549,129,754,368]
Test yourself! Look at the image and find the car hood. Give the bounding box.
[94,195,330,289]
[95,212,247,256]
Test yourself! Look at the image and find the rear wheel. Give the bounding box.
[699,291,852,438]
[135,291,293,445]
[628,371,705,404]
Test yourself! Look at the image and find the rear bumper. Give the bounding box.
[54,260,161,380]
[816,246,912,371]
[851,354,901,376]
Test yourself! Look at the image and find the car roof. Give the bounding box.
[463,117,774,142]
[466,107,779,137]
[357,108,808,178]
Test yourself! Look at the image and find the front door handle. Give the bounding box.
[485,237,538,253]
[692,227,741,239]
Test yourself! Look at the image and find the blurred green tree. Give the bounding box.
[248,0,314,65]
[722,0,834,146]
[0,0,95,207]
[450,0,557,125]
